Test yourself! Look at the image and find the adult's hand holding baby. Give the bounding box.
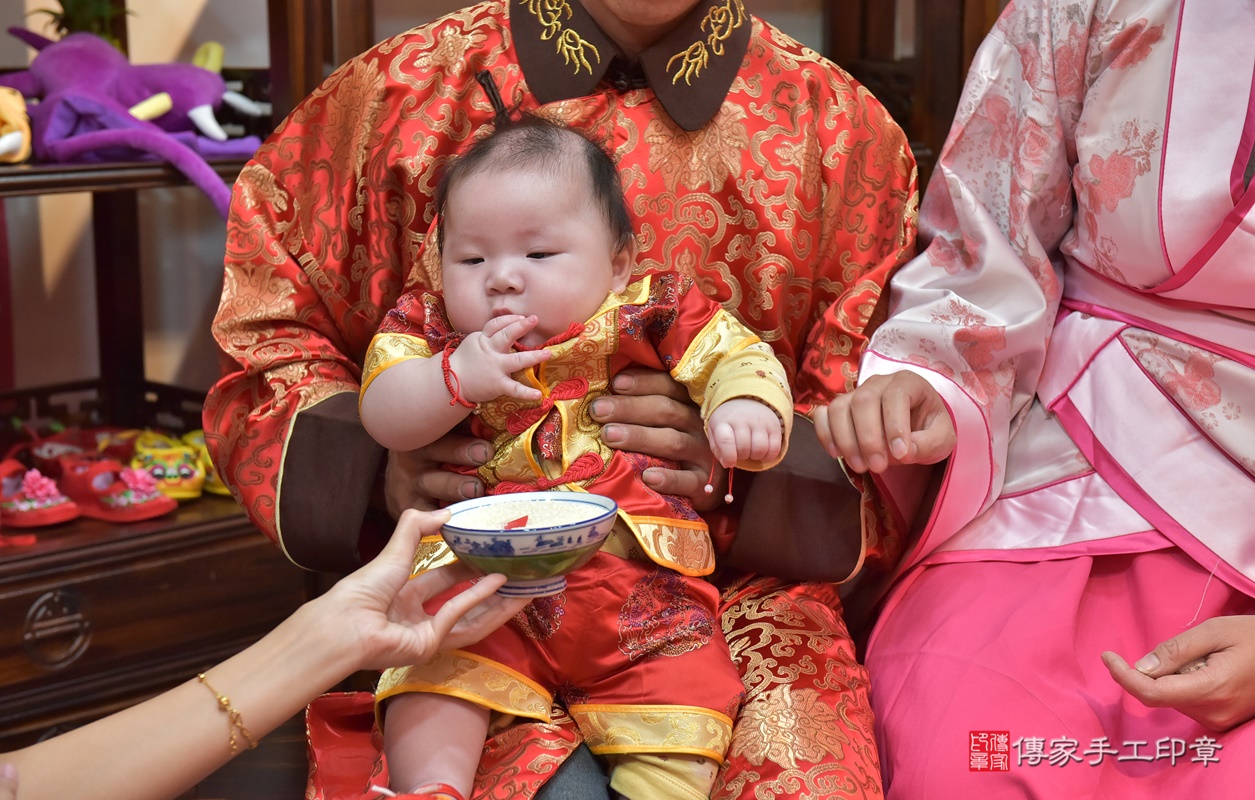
[589,367,725,511]
[384,437,491,519]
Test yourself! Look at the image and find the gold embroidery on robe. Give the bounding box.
[623,516,716,576]
[644,105,749,192]
[728,685,849,769]
[411,534,458,573]
[359,332,434,396]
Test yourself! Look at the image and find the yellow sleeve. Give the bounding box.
[671,309,794,471]
[359,332,433,403]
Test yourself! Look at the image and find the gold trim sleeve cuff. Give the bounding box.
[375,650,554,729]
[569,703,735,762]
[359,332,434,401]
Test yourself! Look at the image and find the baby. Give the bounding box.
[359,116,793,800]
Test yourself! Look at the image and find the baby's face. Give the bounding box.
[441,165,630,347]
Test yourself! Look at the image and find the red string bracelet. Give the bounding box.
[704,464,734,504]
[441,341,476,409]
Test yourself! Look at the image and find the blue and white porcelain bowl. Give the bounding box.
[441,491,618,597]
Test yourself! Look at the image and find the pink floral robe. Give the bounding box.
[862,0,1255,796]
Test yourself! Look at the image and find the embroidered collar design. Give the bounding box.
[511,0,751,131]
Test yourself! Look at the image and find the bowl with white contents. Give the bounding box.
[441,491,618,597]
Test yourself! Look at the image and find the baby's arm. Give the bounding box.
[360,314,550,452]
[706,398,784,470]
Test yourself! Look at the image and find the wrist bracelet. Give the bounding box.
[198,672,258,755]
[703,463,735,504]
[441,341,476,409]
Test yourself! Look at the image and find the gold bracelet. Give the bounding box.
[197,672,258,754]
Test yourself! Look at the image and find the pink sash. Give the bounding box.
[1037,307,1255,593]
[1153,0,1255,307]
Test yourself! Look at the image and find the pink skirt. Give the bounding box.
[866,546,1255,798]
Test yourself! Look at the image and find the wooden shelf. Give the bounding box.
[0,494,307,747]
[0,380,211,455]
[0,4,316,784]
[0,159,248,198]
[0,494,252,579]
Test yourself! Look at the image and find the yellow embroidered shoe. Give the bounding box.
[95,428,144,463]
[131,430,205,501]
[181,429,232,496]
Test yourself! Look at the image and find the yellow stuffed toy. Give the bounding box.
[0,86,31,163]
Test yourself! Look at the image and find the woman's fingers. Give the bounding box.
[1132,617,1230,677]
[434,576,529,651]
[408,558,480,601]
[821,373,956,472]
[823,394,867,471]
[356,509,447,586]
[1102,617,1255,732]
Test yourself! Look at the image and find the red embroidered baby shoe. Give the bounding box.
[58,455,177,523]
[21,426,124,479]
[0,458,79,528]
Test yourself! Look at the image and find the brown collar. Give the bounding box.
[511,0,751,131]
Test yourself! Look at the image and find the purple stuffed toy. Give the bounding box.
[0,28,265,218]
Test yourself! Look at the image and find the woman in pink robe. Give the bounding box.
[825,0,1255,795]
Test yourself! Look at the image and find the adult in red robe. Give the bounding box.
[205,2,916,797]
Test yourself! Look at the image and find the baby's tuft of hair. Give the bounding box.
[434,115,634,254]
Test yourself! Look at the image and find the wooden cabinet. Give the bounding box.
[0,167,313,763]
[265,0,376,119]
[0,160,249,427]
[0,496,306,749]
[0,5,314,788]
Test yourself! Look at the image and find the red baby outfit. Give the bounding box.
[364,270,791,763]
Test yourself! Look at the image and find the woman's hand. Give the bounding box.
[322,508,528,671]
[589,367,724,510]
[385,435,492,518]
[814,372,956,473]
[1102,615,1255,731]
